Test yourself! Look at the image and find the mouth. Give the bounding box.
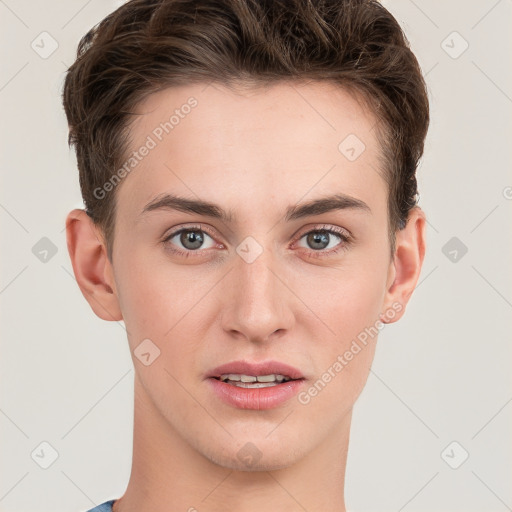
[212,373,302,388]
[207,359,305,382]
[206,361,306,410]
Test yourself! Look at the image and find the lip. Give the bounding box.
[207,378,305,410]
[206,360,304,380]
[206,360,305,410]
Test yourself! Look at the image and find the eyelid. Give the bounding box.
[293,223,351,241]
[162,223,217,241]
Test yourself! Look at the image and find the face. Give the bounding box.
[104,81,399,470]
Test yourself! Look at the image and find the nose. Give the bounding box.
[220,246,294,344]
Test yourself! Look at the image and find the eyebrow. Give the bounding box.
[139,192,371,223]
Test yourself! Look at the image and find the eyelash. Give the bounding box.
[161,223,352,259]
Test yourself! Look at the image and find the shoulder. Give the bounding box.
[84,499,116,512]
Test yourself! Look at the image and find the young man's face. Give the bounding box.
[70,81,425,471]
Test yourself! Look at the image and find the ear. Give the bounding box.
[65,209,122,321]
[380,206,427,323]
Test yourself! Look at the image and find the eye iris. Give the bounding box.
[307,231,330,250]
[180,230,204,250]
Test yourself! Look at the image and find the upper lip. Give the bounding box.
[207,360,304,380]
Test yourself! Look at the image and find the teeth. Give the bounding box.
[231,381,279,388]
[220,373,291,387]
[224,374,241,382]
[257,374,282,382]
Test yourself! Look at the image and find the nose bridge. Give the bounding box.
[222,243,292,341]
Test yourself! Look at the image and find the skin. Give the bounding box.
[66,81,426,512]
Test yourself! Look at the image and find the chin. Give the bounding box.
[200,436,307,472]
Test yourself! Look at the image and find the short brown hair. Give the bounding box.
[62,0,429,261]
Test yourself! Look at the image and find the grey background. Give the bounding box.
[1,1,511,511]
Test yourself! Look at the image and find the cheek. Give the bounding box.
[314,263,387,338]
[113,255,175,344]
[298,289,382,417]
[300,261,387,395]
[114,256,216,352]
[115,263,207,404]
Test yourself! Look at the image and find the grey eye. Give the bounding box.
[168,229,215,251]
[298,230,342,251]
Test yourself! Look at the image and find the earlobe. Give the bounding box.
[65,209,123,322]
[380,207,427,324]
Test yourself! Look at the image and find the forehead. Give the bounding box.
[116,81,386,222]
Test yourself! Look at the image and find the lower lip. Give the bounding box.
[207,377,305,410]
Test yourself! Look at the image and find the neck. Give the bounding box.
[113,377,351,512]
